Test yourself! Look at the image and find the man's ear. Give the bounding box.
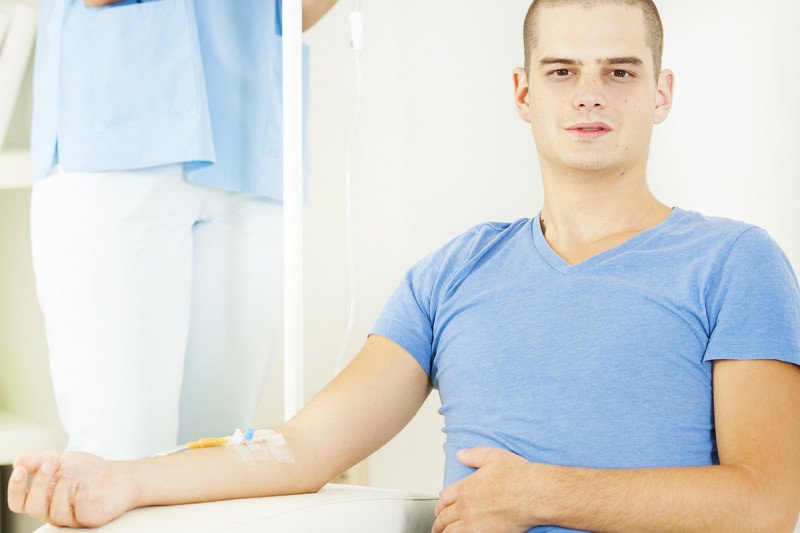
[654,69,674,124]
[513,67,531,124]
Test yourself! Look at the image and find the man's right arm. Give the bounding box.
[8,334,431,528]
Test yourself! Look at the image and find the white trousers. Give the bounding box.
[30,165,282,459]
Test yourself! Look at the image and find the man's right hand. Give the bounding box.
[7,451,140,528]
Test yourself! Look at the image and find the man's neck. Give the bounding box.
[537,163,672,263]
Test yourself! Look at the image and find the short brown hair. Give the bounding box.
[523,0,664,78]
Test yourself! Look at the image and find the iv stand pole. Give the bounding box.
[282,0,304,421]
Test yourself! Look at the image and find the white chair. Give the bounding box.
[35,483,437,532]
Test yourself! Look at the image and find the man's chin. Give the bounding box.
[562,157,617,173]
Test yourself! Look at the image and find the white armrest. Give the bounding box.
[35,484,438,532]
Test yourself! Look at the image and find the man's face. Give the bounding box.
[515,3,673,174]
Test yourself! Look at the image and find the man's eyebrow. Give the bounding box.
[538,56,645,67]
[600,57,644,67]
[539,57,582,66]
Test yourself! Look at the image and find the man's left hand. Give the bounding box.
[432,447,539,533]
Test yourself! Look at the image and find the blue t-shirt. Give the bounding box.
[370,207,800,533]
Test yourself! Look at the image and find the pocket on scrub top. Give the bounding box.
[89,0,198,131]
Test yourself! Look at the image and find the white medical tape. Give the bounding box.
[226,429,294,464]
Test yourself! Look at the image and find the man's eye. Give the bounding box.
[613,69,631,78]
[553,69,570,77]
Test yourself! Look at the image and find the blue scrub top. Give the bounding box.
[31,0,309,201]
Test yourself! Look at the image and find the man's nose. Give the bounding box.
[572,76,607,109]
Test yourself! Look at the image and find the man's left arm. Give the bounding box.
[434,359,800,533]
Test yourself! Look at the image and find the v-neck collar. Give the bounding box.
[531,207,682,275]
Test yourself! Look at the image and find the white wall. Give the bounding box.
[292,0,800,495]
[0,0,55,425]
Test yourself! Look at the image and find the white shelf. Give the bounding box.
[0,410,64,464]
[0,148,32,189]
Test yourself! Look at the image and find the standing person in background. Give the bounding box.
[29,0,337,460]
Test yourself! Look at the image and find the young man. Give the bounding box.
[9,0,800,531]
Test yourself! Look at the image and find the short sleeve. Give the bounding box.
[369,226,488,378]
[370,264,437,377]
[703,227,800,364]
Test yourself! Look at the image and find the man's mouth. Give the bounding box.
[567,122,612,139]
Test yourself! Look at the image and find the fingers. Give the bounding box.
[7,466,29,514]
[8,452,70,523]
[21,462,58,522]
[435,479,462,515]
[8,460,80,527]
[456,446,496,468]
[49,474,79,527]
[458,446,526,469]
[431,503,459,533]
[13,451,60,473]
[434,484,463,533]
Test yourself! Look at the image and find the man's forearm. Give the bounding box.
[529,463,793,533]
[9,338,429,527]
[129,425,331,508]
